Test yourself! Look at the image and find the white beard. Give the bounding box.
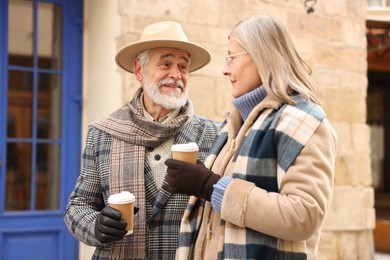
[142,74,188,110]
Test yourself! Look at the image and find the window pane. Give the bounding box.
[35,143,61,210]
[37,73,62,139]
[367,0,384,6]
[367,85,385,191]
[8,0,34,67]
[5,142,32,211]
[8,70,33,92]
[38,3,62,69]
[7,71,33,138]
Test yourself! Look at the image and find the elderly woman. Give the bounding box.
[163,15,337,260]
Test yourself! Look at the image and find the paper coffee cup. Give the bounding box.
[108,191,135,235]
[171,142,199,164]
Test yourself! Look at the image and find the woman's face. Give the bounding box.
[222,37,262,98]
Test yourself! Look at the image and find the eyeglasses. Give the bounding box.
[225,51,248,65]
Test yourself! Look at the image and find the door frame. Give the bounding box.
[0,0,83,258]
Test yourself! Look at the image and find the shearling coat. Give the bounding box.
[176,95,337,260]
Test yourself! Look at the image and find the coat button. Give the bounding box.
[148,222,157,230]
[147,147,154,152]
[154,154,161,161]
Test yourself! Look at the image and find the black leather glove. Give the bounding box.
[94,206,127,243]
[162,159,221,201]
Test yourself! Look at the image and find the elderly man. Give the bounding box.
[64,21,220,259]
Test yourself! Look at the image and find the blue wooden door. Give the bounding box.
[0,0,83,259]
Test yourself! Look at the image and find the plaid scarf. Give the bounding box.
[92,87,193,259]
[177,95,325,259]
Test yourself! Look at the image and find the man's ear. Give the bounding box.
[134,59,143,81]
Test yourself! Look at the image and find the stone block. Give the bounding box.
[115,33,135,51]
[338,70,368,90]
[312,67,343,89]
[318,231,339,259]
[313,68,367,95]
[184,23,229,48]
[339,232,359,259]
[188,75,230,121]
[335,153,371,186]
[214,77,234,119]
[121,75,138,104]
[321,89,367,124]
[324,0,366,18]
[313,42,367,72]
[357,230,375,259]
[343,19,368,47]
[323,186,375,231]
[331,123,370,154]
[318,230,374,260]
[351,124,371,153]
[331,123,353,154]
[286,12,343,42]
[339,231,374,259]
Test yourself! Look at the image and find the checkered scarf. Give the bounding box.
[177,95,325,259]
[92,87,193,259]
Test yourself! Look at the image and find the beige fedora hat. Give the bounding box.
[115,21,211,73]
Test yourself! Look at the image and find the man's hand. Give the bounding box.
[162,159,220,201]
[94,206,127,243]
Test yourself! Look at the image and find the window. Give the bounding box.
[367,0,390,8]
[6,0,63,211]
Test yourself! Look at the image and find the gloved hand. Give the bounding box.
[94,206,127,243]
[162,159,220,201]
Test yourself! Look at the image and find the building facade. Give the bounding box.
[2,0,389,259]
[81,0,375,259]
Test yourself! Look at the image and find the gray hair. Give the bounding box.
[135,49,151,71]
[229,15,320,104]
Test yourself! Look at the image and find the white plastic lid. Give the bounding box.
[108,191,135,204]
[171,142,199,152]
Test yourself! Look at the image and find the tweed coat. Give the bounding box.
[64,113,220,259]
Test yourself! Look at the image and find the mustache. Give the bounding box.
[158,78,185,89]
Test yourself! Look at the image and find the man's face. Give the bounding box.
[138,47,191,110]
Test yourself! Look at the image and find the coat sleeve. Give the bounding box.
[221,119,337,241]
[63,126,107,247]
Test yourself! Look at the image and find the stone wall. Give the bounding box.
[115,0,373,258]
